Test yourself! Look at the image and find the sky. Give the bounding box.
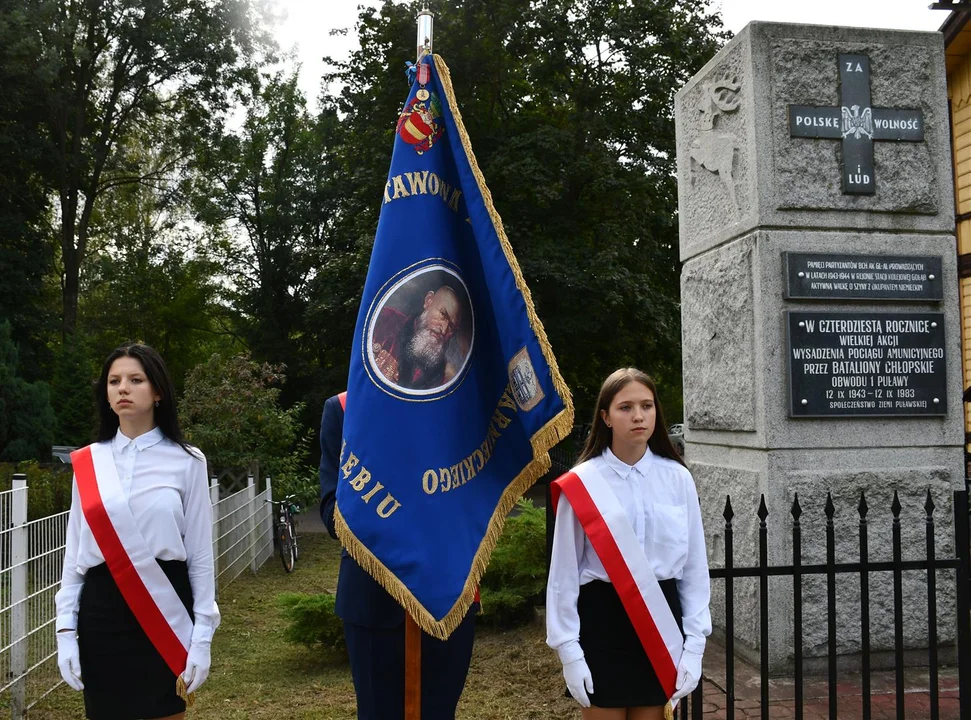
[270,0,949,107]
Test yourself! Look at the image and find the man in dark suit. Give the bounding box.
[319,393,478,720]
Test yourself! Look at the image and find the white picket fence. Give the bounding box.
[0,474,276,719]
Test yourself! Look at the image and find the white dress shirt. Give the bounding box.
[546,448,711,664]
[55,428,220,644]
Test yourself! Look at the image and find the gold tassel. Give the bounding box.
[664,701,674,720]
[175,675,195,709]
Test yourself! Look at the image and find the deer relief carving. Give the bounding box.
[688,72,742,216]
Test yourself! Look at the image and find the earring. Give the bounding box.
[155,400,160,408]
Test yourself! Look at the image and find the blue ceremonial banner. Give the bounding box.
[336,55,574,638]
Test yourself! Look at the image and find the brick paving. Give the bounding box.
[693,679,960,719]
[690,639,961,718]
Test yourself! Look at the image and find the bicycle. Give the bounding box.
[267,494,300,572]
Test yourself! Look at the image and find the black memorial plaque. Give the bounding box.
[784,253,943,301]
[787,54,924,195]
[787,311,947,417]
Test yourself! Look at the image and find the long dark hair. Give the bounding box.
[576,367,685,467]
[95,343,194,456]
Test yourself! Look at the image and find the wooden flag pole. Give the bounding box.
[405,7,433,720]
[404,613,422,719]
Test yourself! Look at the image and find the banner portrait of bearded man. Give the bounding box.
[369,268,473,392]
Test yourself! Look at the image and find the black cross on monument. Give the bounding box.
[788,54,924,195]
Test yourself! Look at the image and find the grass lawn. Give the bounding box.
[27,533,580,719]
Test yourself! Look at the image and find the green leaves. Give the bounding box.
[277,591,346,656]
[185,70,344,410]
[318,0,727,420]
[479,498,548,628]
[0,321,56,461]
[24,0,274,337]
[179,353,311,486]
[0,0,727,467]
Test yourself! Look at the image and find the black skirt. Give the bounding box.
[78,560,194,720]
[567,578,684,708]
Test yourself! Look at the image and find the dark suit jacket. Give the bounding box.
[319,394,406,627]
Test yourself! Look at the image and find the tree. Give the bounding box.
[49,334,97,446]
[0,0,58,379]
[187,72,340,408]
[31,113,242,446]
[0,321,56,461]
[76,127,242,390]
[314,0,727,421]
[27,0,271,339]
[80,236,238,389]
[179,353,313,501]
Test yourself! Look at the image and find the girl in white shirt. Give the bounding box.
[546,367,711,719]
[55,343,219,720]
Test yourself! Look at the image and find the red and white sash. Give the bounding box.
[72,444,193,677]
[551,460,684,699]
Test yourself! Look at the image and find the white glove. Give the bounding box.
[56,631,84,691]
[670,648,703,702]
[562,657,594,708]
[182,640,211,694]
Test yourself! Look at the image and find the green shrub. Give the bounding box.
[276,499,548,644]
[478,498,547,628]
[180,354,304,474]
[0,461,73,519]
[277,591,346,658]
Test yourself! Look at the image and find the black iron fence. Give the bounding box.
[672,489,971,720]
[542,450,971,718]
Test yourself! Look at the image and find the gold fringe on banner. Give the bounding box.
[175,675,195,709]
[335,54,575,640]
[433,55,574,414]
[335,445,553,639]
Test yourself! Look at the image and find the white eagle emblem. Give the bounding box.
[841,104,873,140]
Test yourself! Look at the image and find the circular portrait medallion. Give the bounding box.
[365,264,474,399]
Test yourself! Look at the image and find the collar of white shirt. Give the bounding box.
[113,426,165,453]
[602,446,655,481]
